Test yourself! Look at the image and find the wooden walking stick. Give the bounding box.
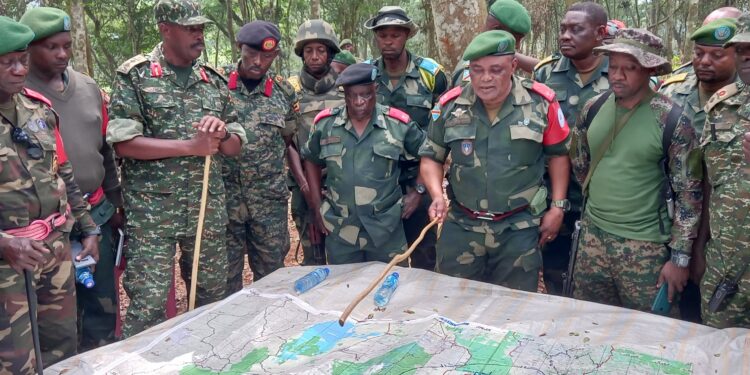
[338,217,440,326]
[189,155,211,311]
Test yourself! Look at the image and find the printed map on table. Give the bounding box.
[101,290,692,374]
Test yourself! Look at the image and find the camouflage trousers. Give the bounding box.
[290,185,322,266]
[76,209,118,351]
[225,194,289,295]
[435,209,542,292]
[572,215,670,313]
[0,232,76,374]
[325,221,407,265]
[700,237,750,329]
[402,194,437,270]
[122,231,226,338]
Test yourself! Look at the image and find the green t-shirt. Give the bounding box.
[586,96,670,243]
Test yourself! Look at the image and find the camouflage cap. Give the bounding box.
[154,0,212,26]
[339,38,353,48]
[594,28,672,75]
[691,18,737,46]
[364,6,418,38]
[294,19,340,57]
[488,0,531,36]
[724,12,750,47]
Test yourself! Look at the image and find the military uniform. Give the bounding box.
[570,29,702,313]
[107,43,245,336]
[223,67,297,292]
[420,76,570,291]
[302,103,426,264]
[701,77,750,329]
[532,51,610,294]
[287,19,346,266]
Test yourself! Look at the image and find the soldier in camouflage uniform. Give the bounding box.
[223,21,297,293]
[532,1,609,295]
[0,17,100,373]
[286,20,345,266]
[571,29,703,313]
[420,31,571,292]
[302,63,426,264]
[331,51,356,74]
[700,13,750,328]
[107,0,246,337]
[672,7,742,77]
[659,18,738,322]
[365,6,448,270]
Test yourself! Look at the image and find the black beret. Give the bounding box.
[236,20,281,51]
[335,63,378,87]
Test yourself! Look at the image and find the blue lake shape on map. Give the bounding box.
[277,320,381,362]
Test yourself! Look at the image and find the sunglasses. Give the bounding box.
[12,127,43,160]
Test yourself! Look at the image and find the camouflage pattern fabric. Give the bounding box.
[293,19,340,56]
[419,77,570,288]
[659,72,709,134]
[572,92,703,256]
[593,28,673,76]
[701,81,750,329]
[223,69,297,292]
[287,67,344,265]
[0,90,95,372]
[107,43,245,337]
[572,215,672,313]
[153,0,211,26]
[301,104,426,264]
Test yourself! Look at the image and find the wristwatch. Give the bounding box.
[551,199,571,212]
[415,183,427,195]
[82,226,102,237]
[670,252,691,268]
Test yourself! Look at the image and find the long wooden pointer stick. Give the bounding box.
[338,217,440,326]
[189,155,211,311]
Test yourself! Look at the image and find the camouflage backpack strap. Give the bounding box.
[416,56,444,93]
[533,54,560,72]
[287,75,303,93]
[705,82,740,113]
[116,54,149,75]
[661,72,688,88]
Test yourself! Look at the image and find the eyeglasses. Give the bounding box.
[12,127,43,160]
[0,54,30,71]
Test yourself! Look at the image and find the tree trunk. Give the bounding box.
[311,0,320,18]
[429,0,487,71]
[420,0,439,60]
[69,0,90,75]
[227,0,238,61]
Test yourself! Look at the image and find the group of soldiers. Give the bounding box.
[1,0,750,373]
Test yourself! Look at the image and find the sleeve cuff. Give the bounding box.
[226,121,248,145]
[106,118,144,145]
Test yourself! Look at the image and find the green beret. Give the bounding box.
[19,7,71,42]
[489,0,531,36]
[691,18,737,46]
[333,51,356,66]
[463,30,516,61]
[0,16,35,56]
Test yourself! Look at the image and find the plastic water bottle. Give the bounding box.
[294,267,330,294]
[374,272,399,307]
[76,267,95,288]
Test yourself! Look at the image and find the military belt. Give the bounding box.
[456,202,529,221]
[83,186,105,206]
[3,206,70,241]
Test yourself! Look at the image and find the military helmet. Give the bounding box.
[294,19,340,57]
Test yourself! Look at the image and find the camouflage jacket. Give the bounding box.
[658,71,735,135]
[419,76,570,229]
[0,89,96,241]
[107,43,246,237]
[222,67,298,200]
[703,81,750,261]
[572,92,703,254]
[301,104,426,247]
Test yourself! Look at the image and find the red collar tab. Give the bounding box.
[228,71,239,90]
[150,61,163,78]
[22,88,52,107]
[199,67,210,83]
[264,77,273,97]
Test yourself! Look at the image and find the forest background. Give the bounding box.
[0,0,745,89]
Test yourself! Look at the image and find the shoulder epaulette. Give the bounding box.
[116,54,149,74]
[314,108,335,124]
[274,75,296,98]
[534,55,559,71]
[22,88,52,107]
[288,75,302,93]
[201,63,228,83]
[705,82,739,112]
[228,71,239,90]
[439,86,462,106]
[529,81,556,102]
[661,73,688,87]
[386,107,411,123]
[418,57,443,76]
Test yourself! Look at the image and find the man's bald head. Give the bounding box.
[703,7,742,25]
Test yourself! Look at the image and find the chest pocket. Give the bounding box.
[259,112,285,129]
[406,94,432,109]
[141,88,178,136]
[369,142,401,182]
[201,96,224,116]
[509,120,544,166]
[703,120,742,186]
[444,116,476,167]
